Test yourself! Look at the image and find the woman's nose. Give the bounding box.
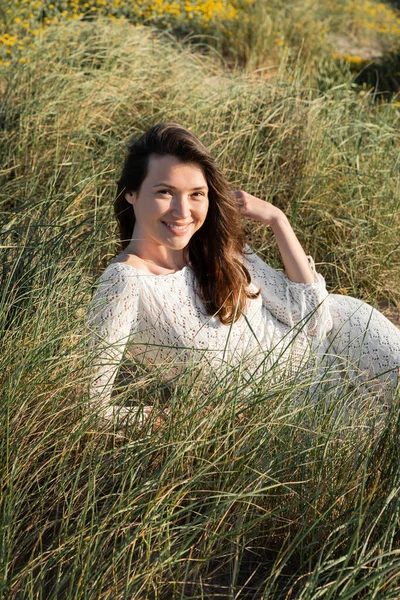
[171,194,191,217]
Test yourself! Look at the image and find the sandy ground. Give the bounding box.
[380,304,400,329]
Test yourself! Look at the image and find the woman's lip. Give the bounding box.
[161,221,193,235]
[162,221,193,226]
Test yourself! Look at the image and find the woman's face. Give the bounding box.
[125,154,209,254]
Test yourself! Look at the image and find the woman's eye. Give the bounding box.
[158,189,172,195]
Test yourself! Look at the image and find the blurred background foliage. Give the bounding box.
[1,0,400,83]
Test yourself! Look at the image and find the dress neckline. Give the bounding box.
[110,261,191,277]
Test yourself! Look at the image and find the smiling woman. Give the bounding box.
[122,155,209,273]
[112,122,260,321]
[87,122,400,431]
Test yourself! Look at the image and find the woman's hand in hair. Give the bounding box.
[235,190,316,284]
[235,190,285,227]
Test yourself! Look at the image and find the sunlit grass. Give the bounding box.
[1,17,400,600]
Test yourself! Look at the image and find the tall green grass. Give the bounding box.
[1,19,400,599]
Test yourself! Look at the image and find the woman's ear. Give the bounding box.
[125,191,137,206]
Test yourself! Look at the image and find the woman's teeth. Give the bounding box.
[163,222,191,231]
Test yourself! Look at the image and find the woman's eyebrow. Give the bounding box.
[153,183,208,190]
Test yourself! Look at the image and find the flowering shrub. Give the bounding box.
[345,0,400,38]
[325,0,400,55]
[1,0,400,68]
[0,0,239,65]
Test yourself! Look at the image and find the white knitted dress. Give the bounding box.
[87,246,400,423]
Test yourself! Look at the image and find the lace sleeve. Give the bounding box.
[244,245,333,341]
[86,264,148,426]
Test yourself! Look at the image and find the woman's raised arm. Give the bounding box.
[235,190,316,284]
[235,191,332,341]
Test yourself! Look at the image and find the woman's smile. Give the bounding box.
[161,220,194,235]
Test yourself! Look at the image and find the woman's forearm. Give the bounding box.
[269,213,316,284]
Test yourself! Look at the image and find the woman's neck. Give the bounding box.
[122,240,187,273]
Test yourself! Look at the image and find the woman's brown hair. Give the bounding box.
[114,122,259,325]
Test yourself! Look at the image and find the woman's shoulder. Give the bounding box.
[94,261,142,299]
[241,244,269,270]
[98,260,140,279]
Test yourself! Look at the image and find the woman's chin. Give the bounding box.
[161,229,195,247]
[164,238,192,251]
